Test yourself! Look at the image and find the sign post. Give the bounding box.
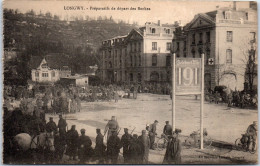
[200,53,205,149]
[172,53,176,131]
[172,54,204,149]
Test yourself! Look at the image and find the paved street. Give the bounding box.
[49,93,258,164]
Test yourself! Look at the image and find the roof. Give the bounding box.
[29,53,71,69]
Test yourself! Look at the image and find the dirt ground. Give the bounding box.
[48,93,258,164]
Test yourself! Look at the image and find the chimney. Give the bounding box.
[158,20,161,26]
[233,1,237,10]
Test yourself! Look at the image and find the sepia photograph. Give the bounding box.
[2,0,258,164]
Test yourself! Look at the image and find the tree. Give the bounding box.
[245,42,257,92]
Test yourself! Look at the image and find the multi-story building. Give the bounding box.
[172,2,257,91]
[30,53,71,83]
[100,21,176,84]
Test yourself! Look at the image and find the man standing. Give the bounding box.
[149,120,158,150]
[104,116,119,141]
[78,129,93,163]
[138,130,150,164]
[66,125,79,160]
[120,128,132,163]
[58,114,67,136]
[46,117,57,133]
[163,132,182,164]
[128,134,143,164]
[95,128,106,163]
[163,121,172,138]
[246,121,257,152]
[107,130,121,164]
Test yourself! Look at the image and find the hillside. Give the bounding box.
[3,9,137,85]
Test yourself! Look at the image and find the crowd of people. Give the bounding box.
[204,87,258,108]
[43,115,182,164]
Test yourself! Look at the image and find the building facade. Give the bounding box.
[172,2,257,91]
[30,54,71,83]
[100,21,176,84]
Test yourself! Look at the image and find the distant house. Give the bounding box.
[60,75,89,87]
[30,53,71,83]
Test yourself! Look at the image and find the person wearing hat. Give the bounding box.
[58,114,67,136]
[163,121,172,139]
[46,117,57,133]
[120,128,133,163]
[138,130,150,164]
[95,128,106,163]
[78,128,93,163]
[66,125,79,160]
[245,121,257,152]
[104,116,120,141]
[163,131,182,164]
[128,134,143,164]
[107,130,121,164]
[149,120,158,150]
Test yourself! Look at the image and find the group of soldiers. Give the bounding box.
[42,115,182,164]
[103,116,182,164]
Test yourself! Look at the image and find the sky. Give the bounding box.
[3,0,243,26]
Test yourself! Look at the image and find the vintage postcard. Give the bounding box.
[2,0,258,164]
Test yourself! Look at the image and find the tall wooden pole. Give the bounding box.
[200,53,205,149]
[172,53,176,131]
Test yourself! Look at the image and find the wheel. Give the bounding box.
[156,138,167,151]
[248,139,257,154]
[235,138,245,151]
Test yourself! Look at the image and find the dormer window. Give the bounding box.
[41,63,48,68]
[165,29,170,34]
[151,28,156,33]
[245,12,248,20]
[224,11,231,19]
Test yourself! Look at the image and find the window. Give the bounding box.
[183,41,186,51]
[137,73,142,82]
[130,73,133,81]
[192,34,195,44]
[135,56,137,66]
[226,49,232,64]
[35,71,39,77]
[138,42,141,52]
[152,54,157,66]
[166,42,171,51]
[130,56,133,66]
[245,12,248,20]
[41,63,48,68]
[206,32,210,43]
[206,49,210,64]
[134,43,137,52]
[166,29,170,34]
[226,31,233,42]
[51,71,55,77]
[199,33,203,43]
[192,49,195,58]
[42,73,48,77]
[166,55,171,66]
[224,11,231,19]
[250,32,256,43]
[109,50,111,58]
[152,42,157,50]
[115,50,117,58]
[139,55,141,66]
[176,42,180,51]
[151,28,156,33]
